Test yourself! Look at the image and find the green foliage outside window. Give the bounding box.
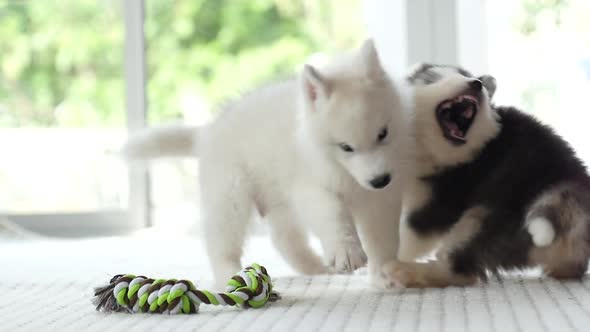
[0,0,362,127]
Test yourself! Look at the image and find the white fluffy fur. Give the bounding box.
[123,124,198,160]
[527,217,555,247]
[124,40,407,289]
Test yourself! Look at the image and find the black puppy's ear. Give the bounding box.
[479,75,497,99]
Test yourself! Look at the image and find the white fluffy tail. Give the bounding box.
[527,217,555,247]
[122,124,199,160]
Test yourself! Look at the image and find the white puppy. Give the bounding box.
[124,40,406,288]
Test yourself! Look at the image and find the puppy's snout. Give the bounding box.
[369,173,391,189]
[469,79,483,91]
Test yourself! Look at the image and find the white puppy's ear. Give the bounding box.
[479,75,497,99]
[302,64,329,107]
[360,39,387,83]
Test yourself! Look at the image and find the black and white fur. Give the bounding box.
[382,63,590,288]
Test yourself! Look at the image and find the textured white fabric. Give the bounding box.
[1,234,590,331]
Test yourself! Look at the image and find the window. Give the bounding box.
[1,0,364,234]
[0,0,128,234]
[486,0,590,162]
[8,0,582,235]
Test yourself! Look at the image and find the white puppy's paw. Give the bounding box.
[325,240,368,273]
[527,217,555,247]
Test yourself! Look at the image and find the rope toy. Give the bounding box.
[93,263,279,314]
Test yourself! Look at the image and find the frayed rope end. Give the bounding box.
[93,274,132,313]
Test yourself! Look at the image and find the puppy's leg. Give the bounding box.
[383,206,484,288]
[352,187,401,288]
[200,172,254,290]
[398,219,441,261]
[398,179,440,261]
[266,206,328,275]
[295,187,367,273]
[382,259,477,288]
[531,238,589,280]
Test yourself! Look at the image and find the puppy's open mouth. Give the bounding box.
[436,94,479,145]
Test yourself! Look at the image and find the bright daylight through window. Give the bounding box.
[487,0,590,161]
[2,0,590,232]
[0,0,127,217]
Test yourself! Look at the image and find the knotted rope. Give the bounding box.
[93,263,278,314]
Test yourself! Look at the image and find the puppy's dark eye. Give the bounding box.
[339,143,354,153]
[377,127,388,142]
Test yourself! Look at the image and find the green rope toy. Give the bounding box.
[93,263,279,314]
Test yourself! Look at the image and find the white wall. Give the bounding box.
[363,0,489,77]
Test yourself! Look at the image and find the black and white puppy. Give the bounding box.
[382,63,590,288]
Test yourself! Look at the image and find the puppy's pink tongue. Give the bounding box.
[463,107,474,118]
[451,129,465,139]
[444,121,464,139]
[446,121,459,131]
[444,121,463,139]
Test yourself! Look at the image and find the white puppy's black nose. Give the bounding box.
[370,174,391,189]
[469,79,483,91]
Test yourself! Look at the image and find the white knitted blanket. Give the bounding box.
[1,234,589,331]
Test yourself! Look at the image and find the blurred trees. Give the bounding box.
[511,0,590,109]
[515,0,590,51]
[0,0,362,127]
[515,0,568,35]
